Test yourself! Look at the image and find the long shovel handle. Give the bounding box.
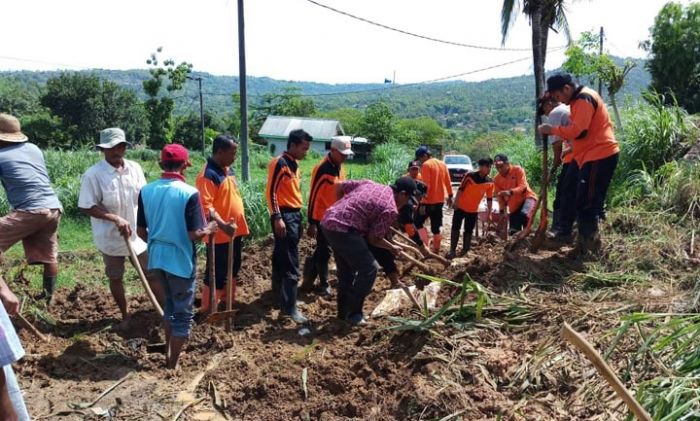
[390,227,449,267]
[14,313,49,342]
[398,251,432,273]
[125,239,164,317]
[208,236,217,317]
[561,323,652,421]
[225,229,236,331]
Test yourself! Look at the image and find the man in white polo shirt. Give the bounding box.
[78,128,164,324]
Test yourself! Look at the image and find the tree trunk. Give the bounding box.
[531,5,546,147]
[610,93,624,133]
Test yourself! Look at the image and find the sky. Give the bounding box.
[0,0,691,84]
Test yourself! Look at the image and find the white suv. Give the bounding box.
[443,154,473,183]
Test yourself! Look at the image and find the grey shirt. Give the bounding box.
[0,142,62,211]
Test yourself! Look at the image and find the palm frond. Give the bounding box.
[500,0,520,44]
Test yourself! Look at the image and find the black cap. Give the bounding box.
[415,180,428,196]
[477,157,494,166]
[391,176,417,195]
[546,73,573,92]
[408,160,421,169]
[415,145,431,158]
[494,154,509,164]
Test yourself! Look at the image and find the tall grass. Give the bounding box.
[364,142,412,184]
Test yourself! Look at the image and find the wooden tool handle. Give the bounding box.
[225,228,236,330]
[398,251,432,273]
[125,239,164,317]
[390,227,449,266]
[15,313,49,342]
[561,323,652,421]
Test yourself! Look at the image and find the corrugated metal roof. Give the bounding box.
[258,116,345,141]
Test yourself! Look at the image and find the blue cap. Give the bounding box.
[415,145,431,158]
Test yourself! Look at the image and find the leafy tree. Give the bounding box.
[563,30,636,130]
[20,110,72,149]
[40,73,147,147]
[173,111,227,152]
[642,2,700,113]
[393,117,446,148]
[359,102,394,144]
[0,78,41,117]
[143,48,192,149]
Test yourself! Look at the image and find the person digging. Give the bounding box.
[321,177,416,326]
[79,128,165,327]
[137,144,217,370]
[493,154,537,236]
[448,158,494,259]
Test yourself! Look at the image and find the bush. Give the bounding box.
[364,142,412,184]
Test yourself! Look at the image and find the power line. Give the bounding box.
[0,55,91,69]
[202,52,559,99]
[305,0,565,52]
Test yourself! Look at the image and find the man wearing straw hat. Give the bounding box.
[78,128,165,325]
[0,113,63,306]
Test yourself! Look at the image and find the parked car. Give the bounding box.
[443,154,473,183]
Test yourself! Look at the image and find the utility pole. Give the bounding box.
[187,76,205,154]
[598,26,604,96]
[238,0,250,182]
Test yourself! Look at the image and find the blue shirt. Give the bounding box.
[0,143,62,211]
[0,302,24,367]
[137,177,205,279]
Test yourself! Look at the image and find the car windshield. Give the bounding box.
[444,156,471,165]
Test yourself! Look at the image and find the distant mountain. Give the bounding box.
[0,57,650,132]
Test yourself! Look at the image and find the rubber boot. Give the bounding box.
[460,231,472,256]
[316,260,331,296]
[431,234,442,254]
[446,228,459,259]
[42,276,56,306]
[299,256,317,292]
[417,228,430,246]
[200,285,226,313]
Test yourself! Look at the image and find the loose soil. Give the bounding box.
[7,223,690,420]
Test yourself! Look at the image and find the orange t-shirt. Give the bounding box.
[266,152,303,216]
[308,155,346,225]
[420,158,453,205]
[551,86,619,167]
[456,172,494,213]
[196,159,250,244]
[404,172,423,181]
[493,165,537,214]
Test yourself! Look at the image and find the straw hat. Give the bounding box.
[0,114,28,143]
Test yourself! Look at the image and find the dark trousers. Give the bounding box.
[450,209,477,252]
[271,211,301,314]
[415,203,444,234]
[509,198,537,233]
[323,228,379,319]
[575,153,619,239]
[368,244,398,275]
[204,236,243,289]
[303,227,331,287]
[556,163,578,235]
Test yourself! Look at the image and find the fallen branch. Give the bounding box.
[68,372,132,409]
[171,397,205,421]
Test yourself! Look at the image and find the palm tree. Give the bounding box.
[501,0,572,246]
[501,0,572,103]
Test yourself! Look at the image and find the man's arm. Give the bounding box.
[0,277,19,316]
[510,168,528,195]
[442,162,454,203]
[548,100,595,141]
[185,193,217,241]
[136,193,148,242]
[197,177,235,237]
[80,205,132,238]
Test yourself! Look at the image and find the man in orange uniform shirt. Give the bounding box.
[414,146,453,253]
[196,134,249,313]
[301,137,353,296]
[266,129,311,324]
[493,154,537,235]
[448,158,494,258]
[538,73,619,254]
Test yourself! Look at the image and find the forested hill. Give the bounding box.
[1,56,649,132]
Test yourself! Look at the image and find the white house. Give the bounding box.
[258,116,346,156]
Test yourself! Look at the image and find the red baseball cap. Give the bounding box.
[161,144,191,166]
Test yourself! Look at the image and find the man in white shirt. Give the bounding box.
[78,128,164,324]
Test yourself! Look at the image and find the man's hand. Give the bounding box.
[218,219,237,237]
[0,285,19,316]
[113,216,132,238]
[390,243,402,257]
[204,220,218,236]
[538,123,553,135]
[273,218,286,238]
[306,223,317,238]
[498,190,512,198]
[446,196,454,208]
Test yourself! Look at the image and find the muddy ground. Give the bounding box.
[5,220,690,421]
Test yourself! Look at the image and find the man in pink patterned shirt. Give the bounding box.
[321,177,416,325]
